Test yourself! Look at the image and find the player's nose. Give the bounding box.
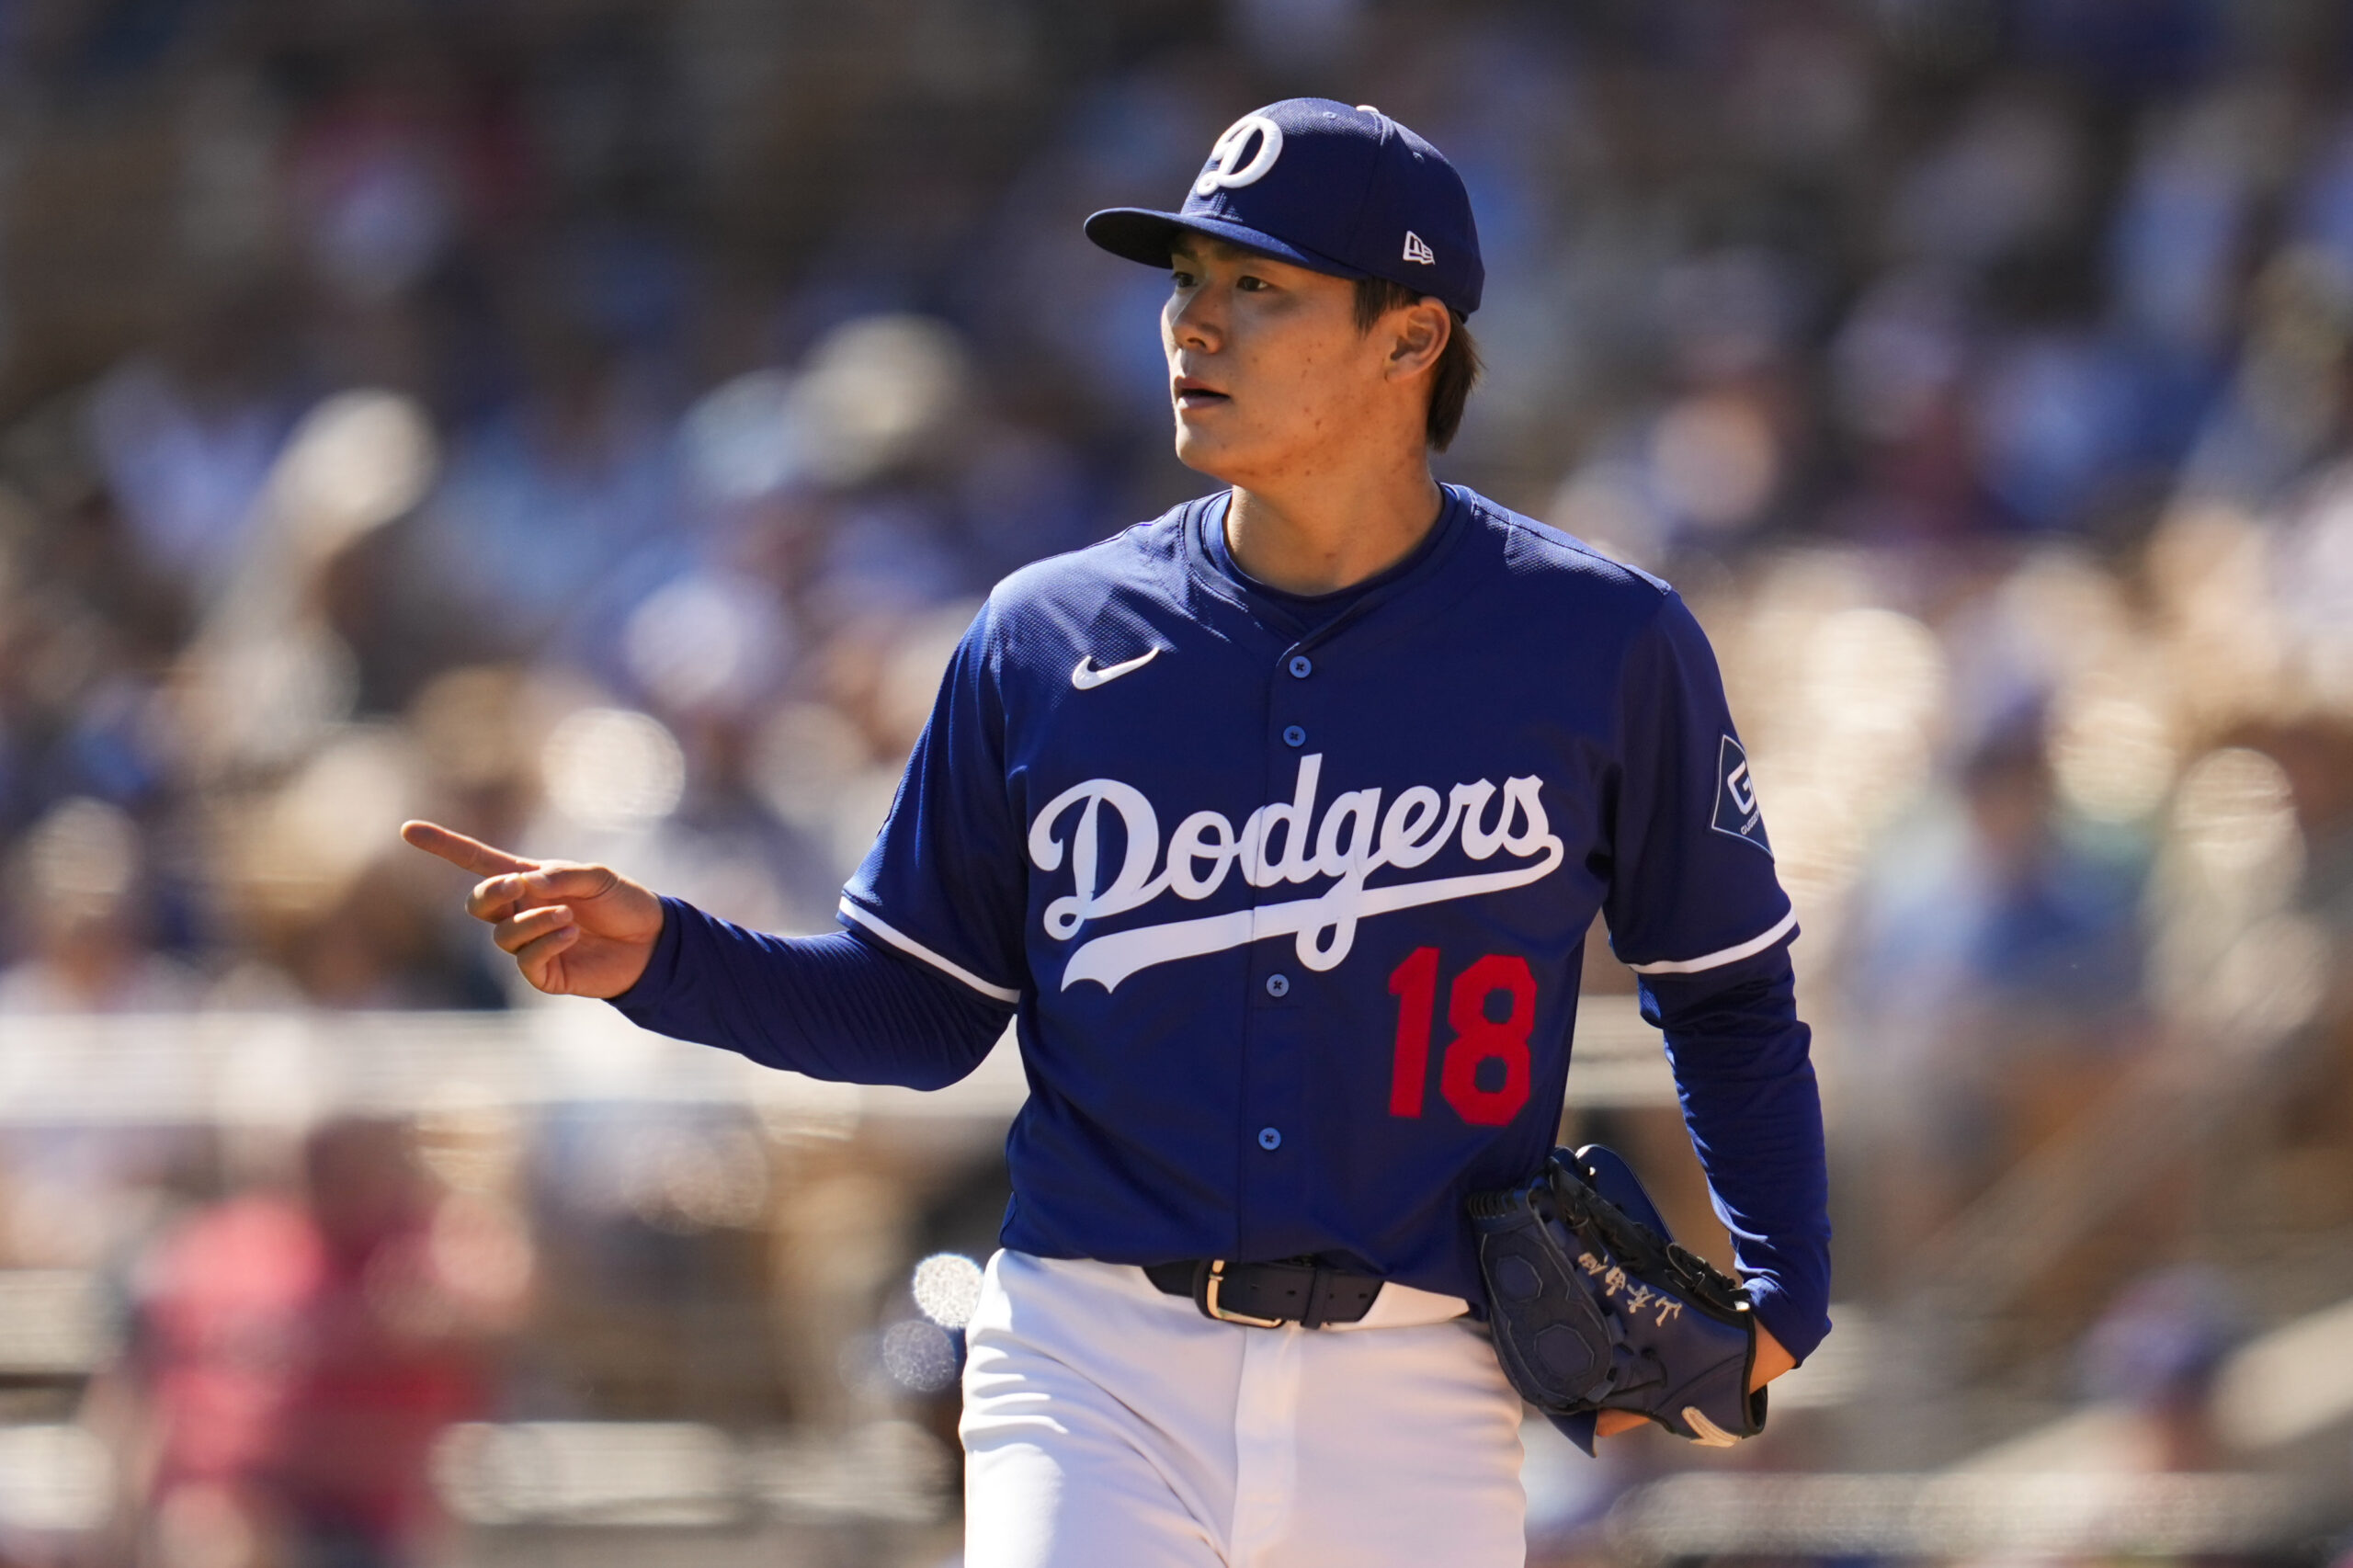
[1163,286,1222,354]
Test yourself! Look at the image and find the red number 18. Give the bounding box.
[1387,948,1536,1126]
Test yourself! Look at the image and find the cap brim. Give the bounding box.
[1083,208,1370,283]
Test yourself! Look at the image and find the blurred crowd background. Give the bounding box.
[2,0,2353,1562]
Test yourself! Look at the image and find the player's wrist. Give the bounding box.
[601,894,680,1007]
[1748,1323,1795,1391]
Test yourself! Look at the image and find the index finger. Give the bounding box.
[401,820,539,877]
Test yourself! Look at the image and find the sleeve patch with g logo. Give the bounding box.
[1711,734,1771,856]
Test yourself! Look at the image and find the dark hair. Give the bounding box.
[1353,277,1482,451]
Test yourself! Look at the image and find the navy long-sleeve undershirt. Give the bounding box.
[610,896,1830,1362]
[609,898,1012,1089]
[1639,943,1831,1363]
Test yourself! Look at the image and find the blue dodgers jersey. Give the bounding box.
[839,485,1797,1302]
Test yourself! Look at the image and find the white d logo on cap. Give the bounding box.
[1194,114,1284,198]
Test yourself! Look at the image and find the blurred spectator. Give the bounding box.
[82,293,296,608]
[1842,710,2149,1259]
[2076,1265,2241,1471]
[0,797,197,1012]
[404,322,680,660]
[116,1119,528,1568]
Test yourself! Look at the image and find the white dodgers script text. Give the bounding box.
[1026,754,1564,992]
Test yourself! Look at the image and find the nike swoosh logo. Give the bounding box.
[1070,646,1161,690]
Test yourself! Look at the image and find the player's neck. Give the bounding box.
[1223,461,1444,597]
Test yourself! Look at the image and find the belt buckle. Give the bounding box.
[1200,1259,1288,1328]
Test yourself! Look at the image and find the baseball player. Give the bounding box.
[404,99,1829,1566]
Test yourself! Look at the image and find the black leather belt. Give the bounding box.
[1144,1257,1384,1328]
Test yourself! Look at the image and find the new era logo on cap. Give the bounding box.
[1082,97,1485,318]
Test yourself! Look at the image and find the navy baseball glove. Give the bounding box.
[1468,1145,1764,1454]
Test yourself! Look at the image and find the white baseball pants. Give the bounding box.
[961,1249,1528,1568]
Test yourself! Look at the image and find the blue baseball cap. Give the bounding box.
[1085,98,1484,317]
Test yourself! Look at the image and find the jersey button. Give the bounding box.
[1264,972,1290,998]
[1288,655,1313,678]
[1282,724,1307,747]
[1257,1127,1283,1151]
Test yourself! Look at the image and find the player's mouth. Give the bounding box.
[1173,378,1230,410]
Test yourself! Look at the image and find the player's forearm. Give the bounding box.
[1640,947,1833,1364]
[608,898,1013,1089]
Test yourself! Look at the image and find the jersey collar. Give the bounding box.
[1184,484,1472,648]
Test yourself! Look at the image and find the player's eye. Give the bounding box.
[1170,267,1198,289]
[1236,274,1270,291]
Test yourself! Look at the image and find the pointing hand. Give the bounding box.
[400,821,665,998]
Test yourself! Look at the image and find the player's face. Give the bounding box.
[1162,236,1393,483]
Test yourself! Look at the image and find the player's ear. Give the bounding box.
[1385,297,1450,381]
